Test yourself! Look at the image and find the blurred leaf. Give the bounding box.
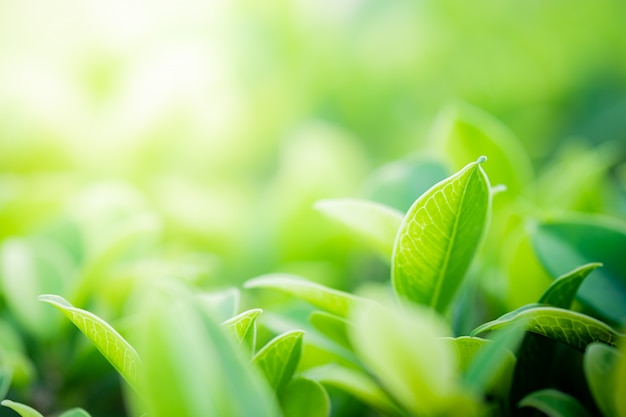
[305,364,404,417]
[58,409,92,417]
[392,157,491,314]
[531,216,626,325]
[223,308,262,347]
[518,389,592,417]
[0,238,70,337]
[616,341,626,417]
[539,263,603,308]
[135,282,280,417]
[279,378,330,417]
[348,300,464,416]
[429,103,532,198]
[0,400,44,417]
[362,158,450,213]
[471,304,625,351]
[244,274,366,318]
[196,287,240,322]
[309,311,351,350]
[38,294,141,391]
[583,342,621,417]
[253,330,304,393]
[314,198,403,259]
[0,367,11,400]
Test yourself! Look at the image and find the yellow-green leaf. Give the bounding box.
[1,400,44,417]
[279,378,330,417]
[222,308,262,347]
[253,330,305,393]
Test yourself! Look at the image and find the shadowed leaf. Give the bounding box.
[518,389,592,417]
[584,342,621,417]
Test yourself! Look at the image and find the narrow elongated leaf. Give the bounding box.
[392,157,491,314]
[539,263,602,308]
[305,364,404,417]
[518,389,593,417]
[471,304,626,351]
[1,400,44,417]
[223,308,262,346]
[58,409,92,417]
[584,342,621,417]
[279,378,330,417]
[253,330,305,393]
[37,294,141,391]
[314,198,403,259]
[309,311,351,350]
[0,367,11,400]
[531,216,626,325]
[244,274,366,318]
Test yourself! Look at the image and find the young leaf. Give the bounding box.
[309,311,351,350]
[279,378,330,417]
[392,157,491,314]
[471,304,626,352]
[305,364,405,417]
[244,274,366,318]
[314,198,403,259]
[518,389,593,417]
[58,409,92,417]
[531,216,626,325]
[253,330,304,393]
[1,400,44,417]
[584,342,621,417]
[37,294,141,391]
[223,308,262,346]
[539,263,603,308]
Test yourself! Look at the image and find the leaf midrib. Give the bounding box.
[429,166,478,311]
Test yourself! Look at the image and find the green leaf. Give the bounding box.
[134,281,280,417]
[305,364,404,417]
[392,157,491,314]
[196,287,240,322]
[1,400,44,417]
[37,294,141,391]
[314,198,403,259]
[471,304,626,352]
[253,330,304,393]
[244,274,366,318]
[348,300,464,416]
[518,389,593,417]
[58,409,92,417]
[279,378,330,417]
[429,103,532,198]
[223,308,262,347]
[0,367,11,400]
[617,341,626,417]
[539,263,603,308]
[584,342,621,417]
[531,216,626,325]
[309,311,351,350]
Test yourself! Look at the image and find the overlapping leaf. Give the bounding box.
[223,308,262,346]
[253,330,304,393]
[392,157,491,314]
[539,263,602,308]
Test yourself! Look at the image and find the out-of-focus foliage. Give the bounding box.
[0,0,625,416]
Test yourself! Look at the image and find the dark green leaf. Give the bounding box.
[58,409,92,417]
[518,389,592,417]
[392,157,491,314]
[253,330,304,393]
[539,263,603,308]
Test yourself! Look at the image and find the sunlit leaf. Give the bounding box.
[392,157,491,314]
[223,308,262,347]
[584,342,621,417]
[531,216,626,325]
[253,330,304,393]
[471,304,625,351]
[348,300,462,416]
[314,198,403,259]
[196,287,240,322]
[518,389,592,417]
[309,311,351,350]
[58,408,92,417]
[244,274,366,318]
[0,400,44,417]
[279,378,330,417]
[38,294,141,391]
[305,364,404,417]
[539,263,603,308]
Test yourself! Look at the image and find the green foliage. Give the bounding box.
[518,389,593,417]
[253,330,304,393]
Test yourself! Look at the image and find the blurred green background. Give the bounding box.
[1,0,625,286]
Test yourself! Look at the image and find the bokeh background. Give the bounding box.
[1,0,626,300]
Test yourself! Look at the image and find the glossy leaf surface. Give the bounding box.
[392,157,491,314]
[38,294,141,391]
[253,330,304,393]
